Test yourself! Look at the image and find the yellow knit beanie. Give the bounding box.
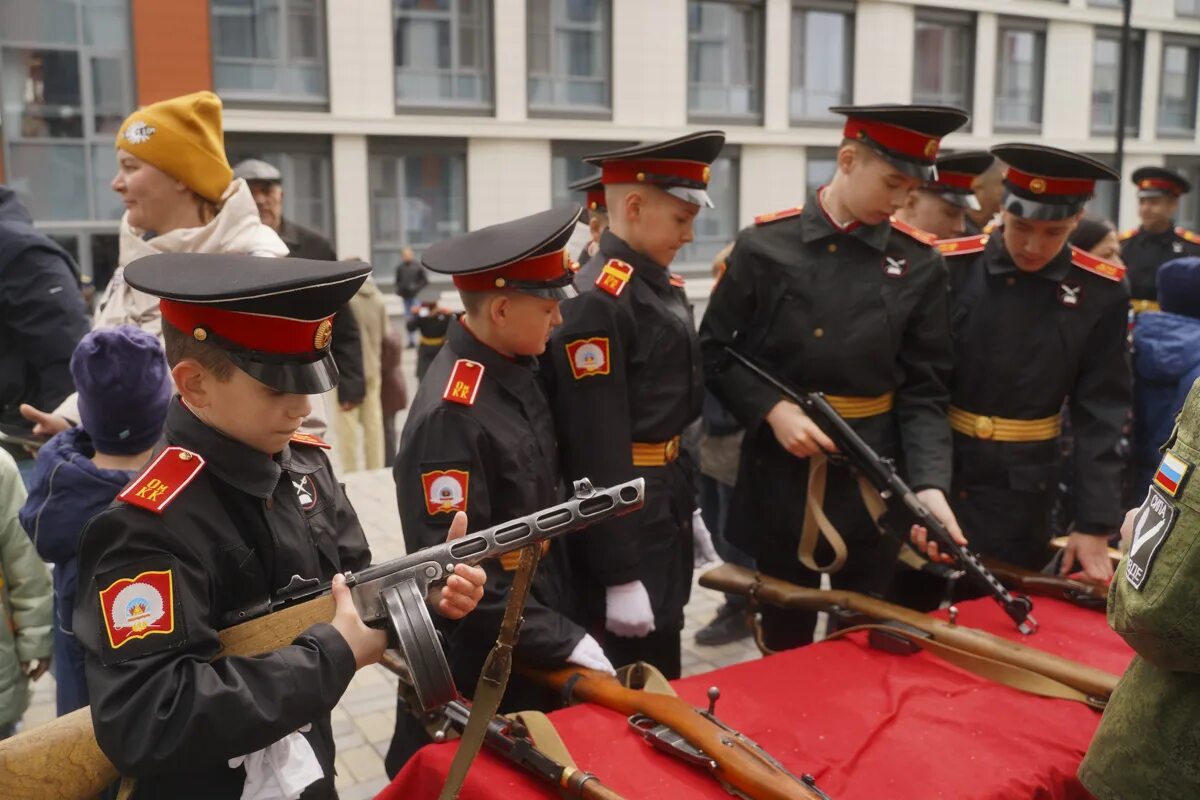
[115,91,233,204]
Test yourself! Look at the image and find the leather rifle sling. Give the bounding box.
[439,544,542,799]
[799,453,889,574]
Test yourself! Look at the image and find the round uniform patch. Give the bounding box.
[314,319,333,349]
[292,474,318,510]
[123,120,156,145]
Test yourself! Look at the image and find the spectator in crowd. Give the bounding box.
[0,448,52,739]
[394,247,428,347]
[19,90,317,438]
[0,185,90,482]
[1132,257,1200,496]
[407,286,454,383]
[336,276,388,472]
[1070,214,1125,265]
[19,326,171,717]
[380,320,408,469]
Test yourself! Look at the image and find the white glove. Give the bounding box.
[566,633,616,675]
[692,508,721,568]
[228,726,323,800]
[605,580,656,638]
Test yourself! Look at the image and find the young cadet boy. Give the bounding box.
[893,151,996,242]
[1118,166,1200,309]
[388,206,614,772]
[926,145,1129,584]
[544,132,724,678]
[569,172,608,264]
[73,253,486,799]
[699,105,968,651]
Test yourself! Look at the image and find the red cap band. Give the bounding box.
[452,249,574,292]
[843,118,941,163]
[161,299,333,355]
[586,189,607,211]
[1139,178,1180,195]
[1005,167,1096,197]
[601,159,711,187]
[933,170,976,191]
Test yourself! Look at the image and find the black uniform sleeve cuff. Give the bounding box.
[298,622,358,689]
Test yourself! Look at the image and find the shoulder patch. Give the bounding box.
[754,206,803,226]
[95,555,187,665]
[937,233,989,256]
[1070,245,1126,282]
[1176,226,1200,244]
[443,359,484,406]
[1119,227,1138,241]
[565,336,611,379]
[421,469,469,515]
[595,259,634,297]
[1126,486,1180,590]
[889,217,938,246]
[117,447,205,514]
[290,432,331,449]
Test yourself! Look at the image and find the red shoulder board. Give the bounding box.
[936,233,989,256]
[889,218,938,246]
[754,206,803,226]
[595,259,634,297]
[1070,245,1126,282]
[117,447,205,514]
[443,359,484,406]
[1119,227,1138,241]
[1177,226,1200,244]
[290,432,331,449]
[669,272,686,288]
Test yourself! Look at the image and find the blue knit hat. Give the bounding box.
[70,326,172,455]
[1158,257,1200,319]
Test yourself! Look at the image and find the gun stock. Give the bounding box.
[699,563,1118,702]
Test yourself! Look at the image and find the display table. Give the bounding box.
[381,595,1132,799]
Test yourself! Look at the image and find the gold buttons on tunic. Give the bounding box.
[1006,277,1016,287]
[827,244,837,253]
[813,328,825,338]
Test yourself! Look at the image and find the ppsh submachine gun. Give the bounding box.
[0,478,645,800]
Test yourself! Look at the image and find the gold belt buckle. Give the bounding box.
[665,437,679,461]
[974,415,995,440]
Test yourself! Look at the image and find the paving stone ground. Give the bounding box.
[21,331,758,799]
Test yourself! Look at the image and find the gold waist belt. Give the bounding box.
[949,406,1062,442]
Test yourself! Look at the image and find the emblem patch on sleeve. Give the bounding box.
[565,337,611,379]
[422,469,469,515]
[1125,486,1179,590]
[1153,451,1191,497]
[98,567,178,653]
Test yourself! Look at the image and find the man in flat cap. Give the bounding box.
[700,105,968,650]
[1119,166,1200,309]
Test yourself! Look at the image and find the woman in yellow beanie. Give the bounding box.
[21,91,295,434]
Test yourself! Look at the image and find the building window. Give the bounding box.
[394,0,492,111]
[913,11,974,116]
[790,2,852,123]
[369,139,467,285]
[1084,154,1118,222]
[527,0,610,115]
[550,139,634,209]
[1159,39,1200,136]
[1179,0,1200,17]
[0,0,131,285]
[1169,158,1200,228]
[1091,29,1143,136]
[994,21,1045,130]
[1090,0,1121,6]
[225,135,335,242]
[805,148,837,196]
[211,0,328,105]
[676,152,739,267]
[687,0,763,122]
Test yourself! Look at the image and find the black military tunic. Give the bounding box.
[405,306,454,382]
[393,319,586,708]
[699,197,954,647]
[946,234,1131,567]
[1119,225,1200,302]
[544,229,702,650]
[74,399,371,799]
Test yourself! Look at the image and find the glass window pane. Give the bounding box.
[995,26,1044,128]
[1,48,84,138]
[527,0,609,112]
[395,0,492,108]
[805,148,837,196]
[791,7,851,122]
[1180,0,1200,17]
[687,1,761,119]
[1159,42,1199,133]
[676,154,738,266]
[7,143,88,219]
[913,17,972,110]
[81,0,129,48]
[91,142,123,220]
[0,0,78,45]
[212,0,327,102]
[91,54,126,134]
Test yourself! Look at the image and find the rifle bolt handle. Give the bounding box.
[706,686,720,715]
[948,605,959,625]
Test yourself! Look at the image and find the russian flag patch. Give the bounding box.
[1153,452,1191,497]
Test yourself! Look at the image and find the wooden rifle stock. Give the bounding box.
[0,594,337,800]
[980,557,1109,609]
[523,666,827,800]
[699,563,1118,701]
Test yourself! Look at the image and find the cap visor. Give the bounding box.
[519,282,578,301]
[1137,189,1174,200]
[229,350,341,394]
[1002,193,1086,222]
[939,191,981,211]
[666,186,714,208]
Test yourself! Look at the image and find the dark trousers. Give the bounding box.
[601,626,683,680]
[700,474,754,611]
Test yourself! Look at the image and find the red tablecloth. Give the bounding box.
[381,596,1132,800]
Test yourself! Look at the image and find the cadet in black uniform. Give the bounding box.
[894,151,995,241]
[570,172,608,264]
[544,132,724,678]
[73,254,486,799]
[930,145,1130,584]
[388,205,614,772]
[700,105,968,651]
[1119,167,1200,309]
[406,285,454,383]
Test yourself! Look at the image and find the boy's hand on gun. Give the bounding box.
[331,511,487,670]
